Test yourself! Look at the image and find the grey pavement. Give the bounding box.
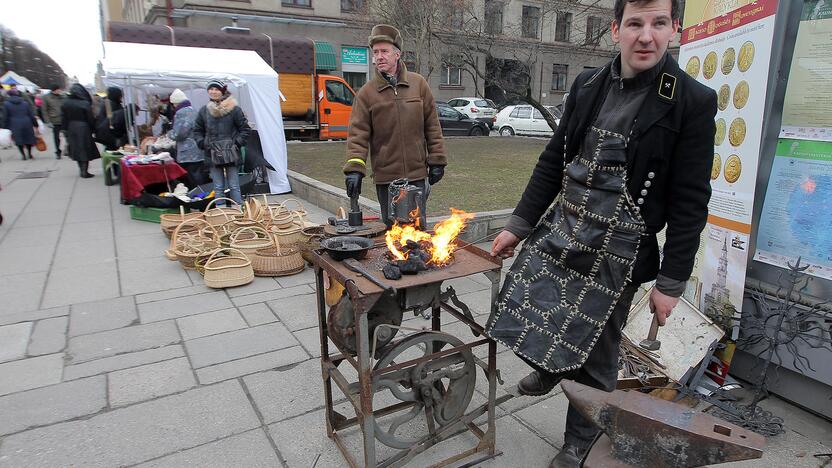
[0,141,830,467]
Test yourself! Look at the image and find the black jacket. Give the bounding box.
[95,87,128,150]
[192,96,251,166]
[61,84,100,162]
[514,55,717,284]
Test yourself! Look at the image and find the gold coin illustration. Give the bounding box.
[724,154,742,183]
[721,47,736,75]
[712,153,722,180]
[729,118,746,147]
[686,56,701,78]
[738,41,755,72]
[703,52,718,79]
[718,84,731,111]
[715,118,726,146]
[733,80,749,109]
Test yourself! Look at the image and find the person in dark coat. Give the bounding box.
[95,86,128,151]
[41,84,66,159]
[193,80,251,204]
[61,84,100,178]
[1,88,39,160]
[168,88,206,185]
[486,0,716,465]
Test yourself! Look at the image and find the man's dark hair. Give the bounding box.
[614,0,680,24]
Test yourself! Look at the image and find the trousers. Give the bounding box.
[209,165,241,205]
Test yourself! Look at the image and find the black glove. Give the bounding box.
[428,165,445,185]
[345,172,364,198]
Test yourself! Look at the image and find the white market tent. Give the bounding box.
[100,41,290,193]
[1,71,39,92]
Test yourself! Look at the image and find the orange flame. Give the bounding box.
[385,208,474,266]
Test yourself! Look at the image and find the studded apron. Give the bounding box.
[486,127,646,373]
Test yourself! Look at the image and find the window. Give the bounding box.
[403,51,417,73]
[282,0,310,6]
[555,12,572,42]
[444,2,464,29]
[515,106,531,119]
[484,0,503,35]
[438,105,460,119]
[551,63,568,91]
[533,108,545,119]
[441,58,462,86]
[325,80,354,105]
[586,16,604,45]
[474,100,490,107]
[341,0,362,11]
[342,72,366,92]
[522,5,541,39]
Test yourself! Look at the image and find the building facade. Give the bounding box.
[117,0,619,105]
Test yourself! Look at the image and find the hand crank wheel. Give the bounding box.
[327,292,403,356]
[370,332,476,449]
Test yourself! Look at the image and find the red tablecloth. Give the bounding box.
[120,160,188,202]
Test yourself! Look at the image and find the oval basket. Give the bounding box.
[203,197,242,227]
[160,206,204,238]
[229,226,273,260]
[252,237,305,277]
[299,225,326,263]
[170,219,220,269]
[203,248,254,289]
[269,212,306,247]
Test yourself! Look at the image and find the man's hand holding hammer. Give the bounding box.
[649,288,679,326]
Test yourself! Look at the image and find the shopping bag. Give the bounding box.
[37,118,46,135]
[36,136,47,152]
[0,129,11,148]
[59,132,69,155]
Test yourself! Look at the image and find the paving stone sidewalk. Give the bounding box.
[0,142,830,467]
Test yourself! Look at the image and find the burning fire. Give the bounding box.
[385,208,474,266]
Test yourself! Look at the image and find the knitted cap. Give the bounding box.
[169,89,187,105]
[368,24,402,50]
[206,79,226,92]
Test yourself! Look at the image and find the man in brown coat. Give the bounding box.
[343,24,447,228]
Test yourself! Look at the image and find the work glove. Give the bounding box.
[345,172,364,198]
[428,165,445,185]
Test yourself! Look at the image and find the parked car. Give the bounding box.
[494,104,557,137]
[436,102,489,136]
[447,97,497,128]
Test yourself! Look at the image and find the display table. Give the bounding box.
[102,151,124,186]
[120,160,188,203]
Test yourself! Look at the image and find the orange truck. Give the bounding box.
[106,22,355,140]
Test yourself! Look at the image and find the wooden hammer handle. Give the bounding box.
[647,314,660,341]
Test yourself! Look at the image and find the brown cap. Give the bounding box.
[368,24,402,50]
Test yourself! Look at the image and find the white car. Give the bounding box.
[447,97,497,128]
[495,104,558,137]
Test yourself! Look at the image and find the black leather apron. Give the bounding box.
[486,127,646,373]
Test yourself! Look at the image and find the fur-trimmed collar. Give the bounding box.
[206,96,237,118]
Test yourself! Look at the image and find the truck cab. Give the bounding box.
[317,75,355,140]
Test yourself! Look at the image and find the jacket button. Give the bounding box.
[647,172,655,179]
[637,198,644,205]
[644,180,652,188]
[640,189,648,196]
[634,206,641,213]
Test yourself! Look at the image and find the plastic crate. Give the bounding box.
[130,206,181,223]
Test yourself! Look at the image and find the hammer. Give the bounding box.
[639,315,661,351]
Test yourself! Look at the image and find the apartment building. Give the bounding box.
[115,0,619,105]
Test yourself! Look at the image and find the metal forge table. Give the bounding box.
[310,243,509,467]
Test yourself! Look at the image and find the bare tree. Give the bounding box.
[0,25,66,87]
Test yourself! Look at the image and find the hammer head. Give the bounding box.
[639,338,661,351]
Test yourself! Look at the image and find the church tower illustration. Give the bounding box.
[705,236,732,310]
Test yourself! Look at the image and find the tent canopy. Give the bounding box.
[1,71,39,92]
[101,41,290,193]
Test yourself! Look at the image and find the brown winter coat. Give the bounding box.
[344,61,446,184]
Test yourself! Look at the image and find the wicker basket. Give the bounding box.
[229,226,273,260]
[204,198,242,227]
[160,206,204,238]
[269,212,305,247]
[203,248,254,288]
[278,198,308,221]
[299,225,326,263]
[252,237,305,277]
[170,219,220,269]
[243,197,266,223]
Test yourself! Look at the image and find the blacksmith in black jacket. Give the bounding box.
[486,0,716,464]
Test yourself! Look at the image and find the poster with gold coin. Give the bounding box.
[678,0,779,314]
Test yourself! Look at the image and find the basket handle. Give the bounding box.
[336,206,346,219]
[204,197,241,212]
[179,205,186,217]
[172,217,210,243]
[273,233,282,255]
[205,247,249,265]
[230,225,269,242]
[279,198,306,213]
[292,211,305,227]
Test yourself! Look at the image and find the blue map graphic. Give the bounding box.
[787,174,832,263]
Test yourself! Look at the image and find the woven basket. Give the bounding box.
[299,225,326,263]
[204,197,242,227]
[203,248,254,288]
[243,197,266,223]
[252,237,305,277]
[170,219,220,269]
[229,226,273,260]
[269,211,306,247]
[277,198,308,220]
[160,206,204,238]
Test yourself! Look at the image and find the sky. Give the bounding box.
[3,0,103,85]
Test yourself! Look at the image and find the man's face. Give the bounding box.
[372,42,400,75]
[207,87,223,100]
[611,0,679,77]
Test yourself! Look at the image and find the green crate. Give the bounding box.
[130,206,181,223]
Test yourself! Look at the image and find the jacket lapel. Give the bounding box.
[630,56,680,139]
[572,66,610,142]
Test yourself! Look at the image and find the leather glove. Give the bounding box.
[428,165,445,185]
[345,172,364,198]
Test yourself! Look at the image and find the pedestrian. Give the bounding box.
[41,84,66,159]
[95,86,128,151]
[168,89,206,186]
[61,84,100,178]
[193,80,250,205]
[485,0,717,465]
[343,24,446,228]
[1,88,39,160]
